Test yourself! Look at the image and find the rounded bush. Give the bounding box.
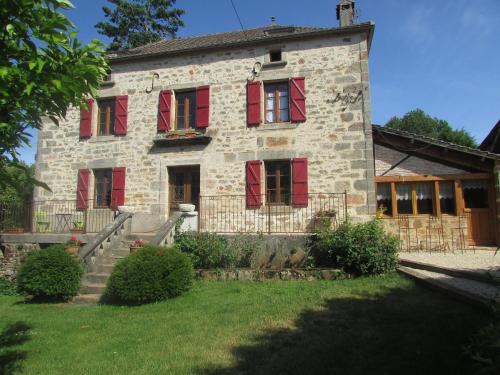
[17,245,84,301]
[106,245,194,305]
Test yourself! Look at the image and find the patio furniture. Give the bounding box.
[397,215,419,252]
[451,213,474,253]
[425,216,449,252]
[55,213,72,233]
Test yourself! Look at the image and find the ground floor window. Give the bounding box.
[376,183,392,216]
[439,181,455,214]
[94,169,113,208]
[462,180,489,209]
[265,160,291,205]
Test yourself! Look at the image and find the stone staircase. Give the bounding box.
[398,257,500,312]
[73,231,133,304]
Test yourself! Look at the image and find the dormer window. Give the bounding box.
[270,50,282,62]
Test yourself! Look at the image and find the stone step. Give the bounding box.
[399,258,500,286]
[97,264,115,273]
[84,273,110,284]
[80,282,106,295]
[73,294,102,304]
[398,266,499,312]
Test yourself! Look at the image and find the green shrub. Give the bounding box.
[16,245,84,301]
[106,245,193,305]
[227,235,263,268]
[0,278,18,296]
[309,220,399,275]
[465,321,500,375]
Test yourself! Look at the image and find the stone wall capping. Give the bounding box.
[262,60,288,69]
[152,134,212,147]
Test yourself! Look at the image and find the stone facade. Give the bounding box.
[34,28,375,230]
[0,243,40,281]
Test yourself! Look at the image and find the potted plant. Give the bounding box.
[65,235,83,256]
[376,205,387,219]
[3,218,24,234]
[71,219,84,233]
[130,239,145,253]
[35,209,50,233]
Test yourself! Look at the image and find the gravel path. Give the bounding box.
[399,250,499,273]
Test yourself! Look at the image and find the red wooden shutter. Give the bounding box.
[111,167,126,209]
[76,169,90,210]
[80,99,93,138]
[196,85,210,128]
[246,160,261,209]
[114,95,128,135]
[158,90,172,132]
[290,77,306,122]
[292,158,308,207]
[246,81,261,126]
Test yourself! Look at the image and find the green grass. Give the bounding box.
[0,274,491,375]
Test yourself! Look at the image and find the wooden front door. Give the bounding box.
[462,180,496,246]
[169,166,200,210]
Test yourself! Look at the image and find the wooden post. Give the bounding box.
[434,181,441,217]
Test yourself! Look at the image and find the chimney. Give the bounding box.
[271,16,276,27]
[336,0,355,27]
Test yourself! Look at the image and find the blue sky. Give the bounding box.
[20,0,500,163]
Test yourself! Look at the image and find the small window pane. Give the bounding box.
[416,183,434,214]
[396,184,412,214]
[265,161,291,205]
[439,182,455,214]
[376,183,392,216]
[463,180,489,209]
[94,169,112,208]
[175,91,196,130]
[97,99,115,136]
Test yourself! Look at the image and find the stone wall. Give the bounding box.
[0,243,40,281]
[34,31,375,227]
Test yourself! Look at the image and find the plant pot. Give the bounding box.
[6,228,24,234]
[65,246,79,256]
[70,228,84,233]
[36,222,50,233]
[130,246,141,253]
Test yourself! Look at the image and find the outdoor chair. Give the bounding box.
[425,216,449,253]
[397,215,419,252]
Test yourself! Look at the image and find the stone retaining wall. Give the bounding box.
[195,268,346,281]
[0,243,40,281]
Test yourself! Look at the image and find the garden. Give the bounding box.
[0,220,498,374]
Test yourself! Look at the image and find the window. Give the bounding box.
[463,180,489,209]
[376,183,392,216]
[175,91,196,130]
[103,68,113,82]
[97,98,115,136]
[270,50,282,62]
[94,169,113,208]
[395,182,435,215]
[439,181,455,214]
[265,82,289,123]
[265,161,291,205]
[396,183,413,214]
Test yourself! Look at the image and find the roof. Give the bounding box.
[107,23,375,62]
[372,124,500,161]
[479,119,500,152]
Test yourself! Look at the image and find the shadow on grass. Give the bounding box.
[199,284,491,375]
[0,321,32,375]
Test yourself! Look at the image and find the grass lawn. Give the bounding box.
[0,273,491,375]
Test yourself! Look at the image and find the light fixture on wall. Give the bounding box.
[146,72,160,94]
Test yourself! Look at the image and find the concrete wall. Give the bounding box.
[35,31,375,227]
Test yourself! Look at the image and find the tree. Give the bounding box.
[0,163,35,204]
[385,109,477,148]
[95,0,185,51]
[0,0,108,191]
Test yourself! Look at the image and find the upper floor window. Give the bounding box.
[265,160,291,205]
[97,98,115,136]
[175,91,197,130]
[269,50,282,62]
[94,169,113,208]
[265,82,290,123]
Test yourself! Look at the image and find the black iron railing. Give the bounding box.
[0,200,117,234]
[199,193,348,234]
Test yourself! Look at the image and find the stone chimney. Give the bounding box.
[336,0,355,27]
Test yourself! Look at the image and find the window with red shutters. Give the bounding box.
[246,160,261,208]
[158,90,172,132]
[76,169,90,209]
[114,95,128,135]
[196,85,210,128]
[247,81,262,126]
[111,167,126,209]
[291,158,308,207]
[290,77,306,122]
[80,99,93,138]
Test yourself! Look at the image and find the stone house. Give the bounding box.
[373,125,500,247]
[33,17,376,234]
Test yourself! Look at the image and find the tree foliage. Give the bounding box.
[95,0,185,51]
[385,109,477,148]
[0,162,35,204]
[0,0,108,190]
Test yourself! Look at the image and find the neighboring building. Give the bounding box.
[33,19,376,233]
[479,119,500,154]
[373,125,500,246]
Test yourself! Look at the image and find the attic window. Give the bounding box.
[270,50,282,62]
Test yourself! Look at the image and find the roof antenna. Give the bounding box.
[271,16,276,27]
